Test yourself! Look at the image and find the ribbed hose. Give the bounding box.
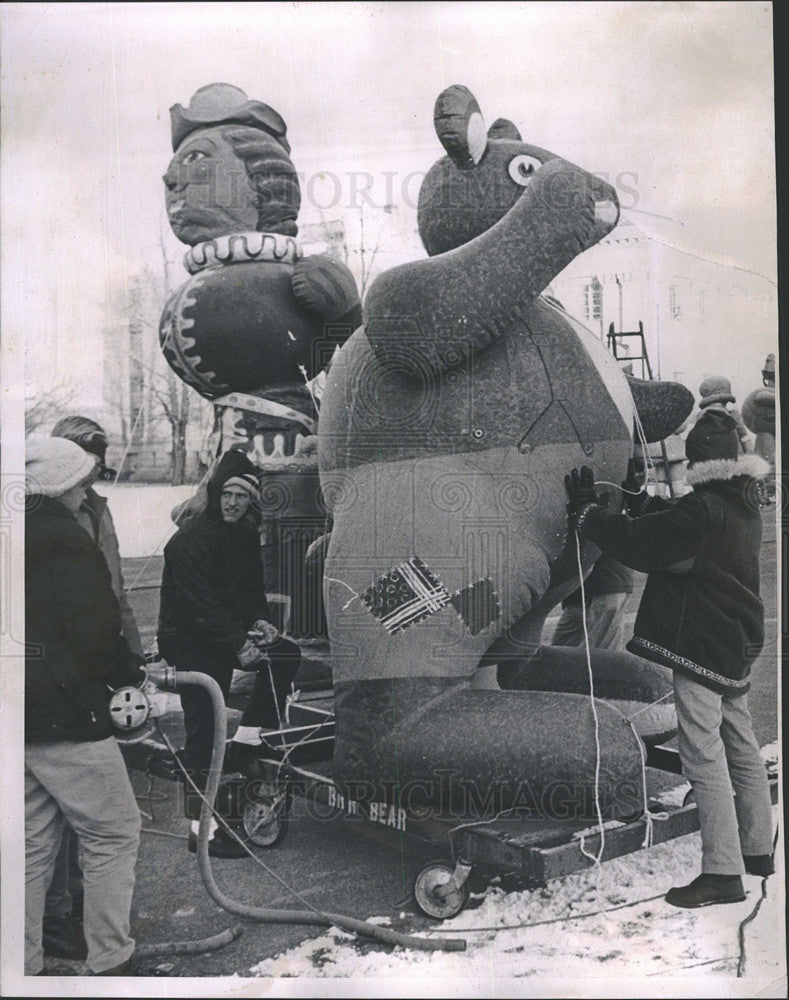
[136,925,244,958]
[172,670,466,953]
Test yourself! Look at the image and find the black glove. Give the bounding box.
[621,458,648,517]
[107,636,146,688]
[564,466,608,534]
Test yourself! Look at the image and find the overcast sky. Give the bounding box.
[1,1,776,401]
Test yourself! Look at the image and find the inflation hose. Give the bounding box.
[155,667,465,953]
[136,925,244,958]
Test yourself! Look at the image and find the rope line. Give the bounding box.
[634,407,658,487]
[325,576,361,611]
[594,480,643,495]
[426,892,667,934]
[626,690,674,721]
[111,402,145,488]
[575,530,605,870]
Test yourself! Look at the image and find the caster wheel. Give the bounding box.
[413,862,470,920]
[242,791,288,847]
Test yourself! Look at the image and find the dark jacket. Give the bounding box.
[157,450,269,671]
[25,495,140,743]
[577,453,770,694]
[78,487,145,659]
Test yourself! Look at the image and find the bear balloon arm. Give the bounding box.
[625,376,695,443]
[365,158,619,375]
[291,255,362,325]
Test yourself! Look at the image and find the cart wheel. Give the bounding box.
[243,792,287,848]
[413,862,470,920]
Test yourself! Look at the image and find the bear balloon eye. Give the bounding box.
[508,155,541,186]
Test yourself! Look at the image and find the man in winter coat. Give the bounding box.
[565,408,774,907]
[157,449,301,857]
[42,417,146,961]
[25,437,144,975]
[51,416,145,661]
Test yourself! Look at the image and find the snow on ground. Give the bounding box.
[249,808,785,997]
[93,483,196,558]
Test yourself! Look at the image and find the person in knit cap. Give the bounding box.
[157,449,301,858]
[697,375,753,454]
[24,437,144,975]
[50,416,143,662]
[564,408,774,908]
[41,417,145,961]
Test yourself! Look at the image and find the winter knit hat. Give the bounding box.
[698,375,735,409]
[222,474,261,500]
[685,409,739,467]
[206,448,262,519]
[51,415,108,464]
[26,436,98,496]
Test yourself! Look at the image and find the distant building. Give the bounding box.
[549,218,776,404]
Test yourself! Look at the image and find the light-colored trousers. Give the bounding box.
[674,671,774,875]
[550,592,628,651]
[45,825,81,920]
[25,738,140,974]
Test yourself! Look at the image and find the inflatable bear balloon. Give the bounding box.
[319,86,693,820]
[160,84,361,636]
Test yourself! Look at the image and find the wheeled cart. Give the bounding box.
[235,693,779,920]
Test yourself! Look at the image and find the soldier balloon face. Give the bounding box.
[163,126,258,244]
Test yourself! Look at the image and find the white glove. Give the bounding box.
[249,619,280,645]
[237,638,269,671]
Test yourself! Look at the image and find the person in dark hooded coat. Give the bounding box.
[565,409,774,909]
[157,449,300,856]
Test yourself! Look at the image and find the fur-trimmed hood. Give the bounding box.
[685,452,771,487]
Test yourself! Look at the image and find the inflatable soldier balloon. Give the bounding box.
[319,86,694,820]
[160,84,361,637]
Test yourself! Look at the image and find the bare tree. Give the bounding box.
[25,382,79,435]
[146,365,193,485]
[317,206,385,300]
[355,205,385,299]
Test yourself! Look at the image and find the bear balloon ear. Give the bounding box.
[433,84,488,167]
[488,118,522,142]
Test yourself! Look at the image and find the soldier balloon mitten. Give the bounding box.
[237,638,269,670]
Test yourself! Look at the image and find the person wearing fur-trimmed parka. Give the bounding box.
[566,408,774,908]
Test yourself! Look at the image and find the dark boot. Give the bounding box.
[665,873,746,908]
[42,914,88,960]
[743,854,775,877]
[187,827,248,859]
[222,740,261,776]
